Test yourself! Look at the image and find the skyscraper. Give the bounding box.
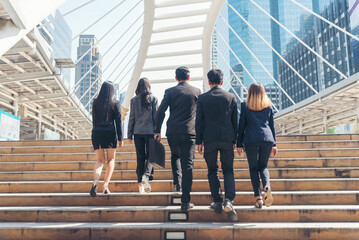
[278,0,355,109]
[38,10,72,89]
[228,0,274,86]
[75,35,102,113]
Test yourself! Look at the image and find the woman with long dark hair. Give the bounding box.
[90,81,123,197]
[237,83,277,208]
[128,77,158,194]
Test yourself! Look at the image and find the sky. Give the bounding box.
[57,0,206,102]
[58,0,144,93]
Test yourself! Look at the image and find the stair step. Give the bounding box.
[0,205,358,223]
[0,222,358,240]
[0,134,357,147]
[0,178,358,193]
[0,191,357,206]
[1,140,359,154]
[0,167,357,181]
[2,148,359,162]
[1,157,359,171]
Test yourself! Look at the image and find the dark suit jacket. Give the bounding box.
[195,86,238,145]
[237,102,276,148]
[155,81,201,136]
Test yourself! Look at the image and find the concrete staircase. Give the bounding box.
[0,134,359,240]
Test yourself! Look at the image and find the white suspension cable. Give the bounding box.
[105,37,142,82]
[212,60,243,103]
[72,14,143,94]
[212,42,279,112]
[112,51,139,84]
[290,0,359,42]
[75,0,143,65]
[84,53,138,109]
[215,28,257,84]
[211,42,248,92]
[217,16,296,105]
[53,0,127,55]
[78,36,142,102]
[249,0,347,80]
[37,0,97,29]
[227,1,318,94]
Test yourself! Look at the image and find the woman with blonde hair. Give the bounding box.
[237,83,277,208]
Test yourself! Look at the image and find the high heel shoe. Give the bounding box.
[90,184,98,197]
[255,197,263,209]
[264,187,273,207]
[102,183,110,194]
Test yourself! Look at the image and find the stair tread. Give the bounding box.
[2,178,359,184]
[0,221,358,229]
[2,205,359,211]
[3,147,359,155]
[2,166,359,173]
[0,190,357,197]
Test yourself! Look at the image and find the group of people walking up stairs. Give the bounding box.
[89,66,277,222]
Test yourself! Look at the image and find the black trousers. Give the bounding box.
[244,142,272,197]
[204,141,236,203]
[134,134,154,183]
[167,134,195,204]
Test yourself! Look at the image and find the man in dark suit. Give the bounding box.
[155,66,201,211]
[195,69,238,221]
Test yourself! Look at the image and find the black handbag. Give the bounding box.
[148,138,165,168]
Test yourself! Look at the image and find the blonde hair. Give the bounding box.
[246,83,272,111]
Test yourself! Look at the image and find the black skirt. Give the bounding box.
[91,125,117,150]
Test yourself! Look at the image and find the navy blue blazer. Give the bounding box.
[237,102,276,148]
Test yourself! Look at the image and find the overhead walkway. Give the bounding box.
[0,0,93,139]
[121,0,225,118]
[276,72,359,135]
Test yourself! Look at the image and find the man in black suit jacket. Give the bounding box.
[155,66,201,211]
[195,69,238,221]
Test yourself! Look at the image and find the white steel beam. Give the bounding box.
[150,35,202,45]
[202,0,225,91]
[153,22,205,33]
[155,0,211,8]
[147,49,202,58]
[0,56,25,73]
[155,9,209,20]
[121,0,155,120]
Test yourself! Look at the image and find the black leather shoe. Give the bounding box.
[210,202,223,213]
[181,202,194,212]
[223,199,238,222]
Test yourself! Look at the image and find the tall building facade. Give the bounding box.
[278,0,356,109]
[38,10,72,89]
[75,35,102,113]
[216,0,332,109]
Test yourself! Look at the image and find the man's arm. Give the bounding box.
[195,97,204,145]
[155,89,170,134]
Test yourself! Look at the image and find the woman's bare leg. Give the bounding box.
[104,148,116,185]
[94,148,106,183]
